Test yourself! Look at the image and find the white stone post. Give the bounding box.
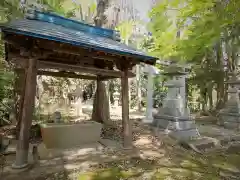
[113,91,120,108]
[75,86,82,116]
[179,75,186,108]
[143,65,159,123]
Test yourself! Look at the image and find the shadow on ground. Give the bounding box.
[2,119,240,180]
[27,148,240,180]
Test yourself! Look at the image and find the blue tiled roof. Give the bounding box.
[0,11,157,63]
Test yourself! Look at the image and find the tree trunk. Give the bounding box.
[92,80,110,123]
[200,85,207,112]
[208,91,213,111]
[214,41,226,110]
[92,0,110,124]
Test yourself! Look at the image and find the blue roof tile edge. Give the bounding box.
[27,10,120,41]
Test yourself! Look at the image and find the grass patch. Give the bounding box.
[78,168,141,180]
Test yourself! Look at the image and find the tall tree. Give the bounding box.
[149,0,240,112]
[92,0,111,124]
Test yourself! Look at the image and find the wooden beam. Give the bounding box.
[37,70,97,80]
[99,76,120,80]
[13,58,37,169]
[16,68,119,80]
[121,68,132,149]
[9,57,135,78]
[9,57,28,68]
[38,61,135,78]
[4,38,52,59]
[39,71,122,80]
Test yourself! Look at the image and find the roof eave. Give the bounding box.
[2,27,157,64]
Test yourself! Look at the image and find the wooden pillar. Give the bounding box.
[12,58,37,169]
[121,69,132,149]
[15,70,27,138]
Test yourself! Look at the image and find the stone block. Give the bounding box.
[153,116,197,131]
[219,113,240,130]
[170,129,200,141]
[153,116,200,141]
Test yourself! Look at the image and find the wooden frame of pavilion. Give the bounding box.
[0,10,157,168]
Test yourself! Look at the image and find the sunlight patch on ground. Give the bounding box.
[77,153,240,180]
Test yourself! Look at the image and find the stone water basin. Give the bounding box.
[40,121,102,149]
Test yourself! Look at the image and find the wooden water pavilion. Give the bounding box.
[0,10,157,168]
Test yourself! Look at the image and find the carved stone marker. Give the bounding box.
[54,111,61,123]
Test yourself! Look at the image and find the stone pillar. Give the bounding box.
[143,65,158,123]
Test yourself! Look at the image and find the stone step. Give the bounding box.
[152,124,240,153]
[180,137,218,153]
[180,135,240,154]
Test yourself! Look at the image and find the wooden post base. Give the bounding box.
[12,149,29,169]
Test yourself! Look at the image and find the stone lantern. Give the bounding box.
[219,72,240,129]
[152,64,200,141]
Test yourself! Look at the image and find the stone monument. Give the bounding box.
[113,91,120,108]
[219,72,240,129]
[152,65,200,141]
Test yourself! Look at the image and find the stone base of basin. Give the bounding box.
[38,142,103,160]
[41,121,102,149]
